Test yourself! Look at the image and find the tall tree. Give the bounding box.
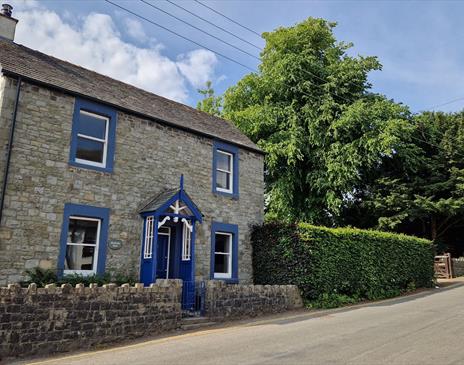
[353,111,464,248]
[223,17,412,224]
[196,80,223,117]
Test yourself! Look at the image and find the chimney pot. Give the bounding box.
[0,3,17,41]
[1,4,12,17]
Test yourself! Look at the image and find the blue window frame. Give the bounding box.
[212,141,239,199]
[210,221,238,283]
[69,98,117,173]
[58,203,110,277]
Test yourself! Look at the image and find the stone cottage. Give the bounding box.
[0,7,264,309]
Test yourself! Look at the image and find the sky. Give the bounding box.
[7,0,464,113]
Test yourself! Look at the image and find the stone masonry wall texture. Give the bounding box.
[0,280,182,359]
[0,76,264,284]
[0,281,301,359]
[204,281,303,321]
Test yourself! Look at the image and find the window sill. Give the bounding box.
[213,190,239,200]
[212,277,239,284]
[63,270,96,276]
[68,160,113,174]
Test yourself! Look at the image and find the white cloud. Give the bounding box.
[10,2,218,103]
[123,18,147,42]
[177,49,218,88]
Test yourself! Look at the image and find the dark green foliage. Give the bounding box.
[252,223,434,307]
[219,17,464,255]
[21,267,137,287]
[22,268,57,287]
[350,111,464,251]
[196,80,223,117]
[223,17,411,224]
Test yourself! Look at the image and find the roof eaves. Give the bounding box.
[0,68,264,156]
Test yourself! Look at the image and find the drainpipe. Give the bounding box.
[0,76,22,226]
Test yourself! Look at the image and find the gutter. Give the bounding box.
[0,75,21,225]
[0,70,265,156]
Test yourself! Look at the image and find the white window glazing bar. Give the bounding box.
[75,110,109,168]
[182,219,192,261]
[158,227,171,279]
[214,232,233,279]
[64,216,101,276]
[144,216,154,259]
[216,150,234,194]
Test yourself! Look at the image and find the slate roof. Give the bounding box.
[0,39,261,153]
[139,188,202,216]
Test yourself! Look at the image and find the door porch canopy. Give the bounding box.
[139,175,203,223]
[138,176,203,288]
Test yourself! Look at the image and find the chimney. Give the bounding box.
[0,4,18,41]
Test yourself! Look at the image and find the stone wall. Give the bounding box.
[204,281,303,321]
[0,279,182,359]
[452,258,464,277]
[0,76,13,209]
[0,76,264,285]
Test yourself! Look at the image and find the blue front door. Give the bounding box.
[139,215,197,311]
[140,220,172,285]
[156,233,170,279]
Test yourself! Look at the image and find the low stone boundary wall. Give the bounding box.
[0,279,182,359]
[204,281,303,321]
[453,258,464,277]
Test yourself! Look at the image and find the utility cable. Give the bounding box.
[194,0,262,38]
[140,0,260,60]
[106,0,347,104]
[165,0,262,50]
[105,0,256,72]
[106,0,464,158]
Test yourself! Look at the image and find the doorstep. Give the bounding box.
[180,316,217,331]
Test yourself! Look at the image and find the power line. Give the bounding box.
[106,0,462,158]
[105,0,464,157]
[188,1,356,104]
[164,0,353,104]
[105,0,256,72]
[165,0,262,51]
[424,97,464,111]
[105,0,345,105]
[409,135,464,159]
[140,0,260,61]
[194,0,262,38]
[188,1,464,152]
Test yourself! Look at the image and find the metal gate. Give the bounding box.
[182,281,206,315]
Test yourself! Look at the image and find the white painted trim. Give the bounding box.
[181,220,192,261]
[64,215,101,276]
[76,134,106,143]
[213,232,232,279]
[216,149,234,194]
[181,218,193,232]
[158,216,171,229]
[75,110,109,168]
[158,226,171,279]
[144,216,154,259]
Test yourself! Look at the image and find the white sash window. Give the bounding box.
[75,110,109,168]
[65,216,101,275]
[144,216,154,259]
[182,219,192,261]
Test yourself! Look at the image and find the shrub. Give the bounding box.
[21,267,137,287]
[252,222,434,305]
[22,268,58,287]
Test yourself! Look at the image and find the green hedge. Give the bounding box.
[252,223,434,304]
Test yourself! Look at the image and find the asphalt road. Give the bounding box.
[18,283,464,365]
